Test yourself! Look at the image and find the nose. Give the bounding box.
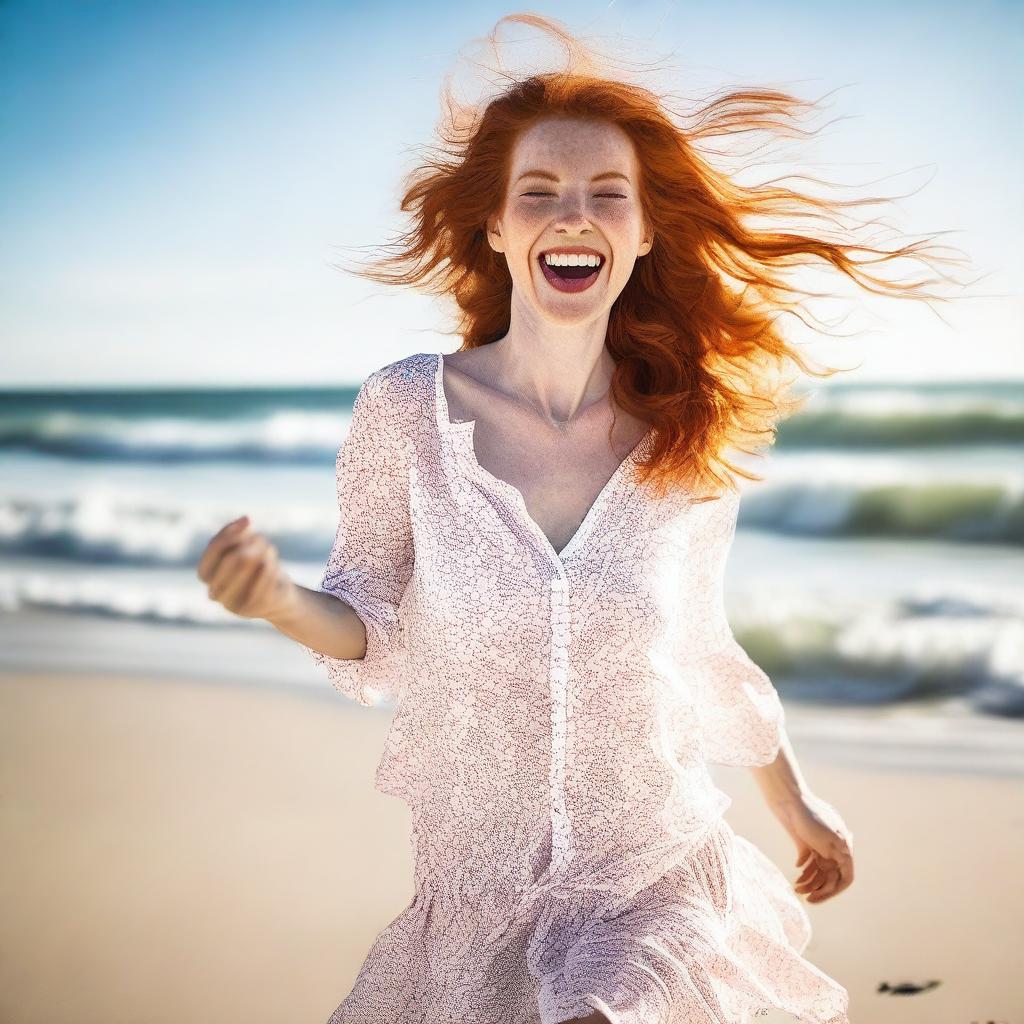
[551,192,594,233]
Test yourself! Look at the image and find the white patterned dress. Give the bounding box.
[301,351,850,1024]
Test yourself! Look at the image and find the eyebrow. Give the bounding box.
[513,170,632,185]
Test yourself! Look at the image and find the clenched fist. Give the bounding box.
[197,515,300,623]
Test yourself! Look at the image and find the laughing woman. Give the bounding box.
[200,13,969,1024]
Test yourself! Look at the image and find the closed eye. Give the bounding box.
[522,192,628,199]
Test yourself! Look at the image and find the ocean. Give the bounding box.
[2,371,1022,751]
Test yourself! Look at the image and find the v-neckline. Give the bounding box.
[433,351,653,567]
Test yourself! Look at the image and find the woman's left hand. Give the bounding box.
[771,792,855,903]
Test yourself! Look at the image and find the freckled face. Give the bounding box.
[487,116,654,326]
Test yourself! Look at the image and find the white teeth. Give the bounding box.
[543,253,602,267]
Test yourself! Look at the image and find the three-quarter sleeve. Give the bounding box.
[300,368,415,708]
[690,488,785,768]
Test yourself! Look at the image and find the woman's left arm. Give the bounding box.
[751,727,857,903]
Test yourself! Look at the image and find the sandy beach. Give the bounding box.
[1,669,1021,1024]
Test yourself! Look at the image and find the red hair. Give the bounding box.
[335,13,977,500]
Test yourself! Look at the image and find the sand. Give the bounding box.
[1,670,1021,1024]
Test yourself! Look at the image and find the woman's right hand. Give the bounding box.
[197,515,300,623]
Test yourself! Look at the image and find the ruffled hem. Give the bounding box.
[324,819,849,1024]
[526,820,848,1024]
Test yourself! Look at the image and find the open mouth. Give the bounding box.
[537,254,605,293]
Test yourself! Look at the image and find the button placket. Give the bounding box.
[548,574,573,876]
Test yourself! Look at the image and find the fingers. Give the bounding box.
[244,544,283,615]
[207,533,273,611]
[795,849,854,903]
[806,860,843,902]
[803,860,837,900]
[196,516,251,582]
[216,536,268,608]
[794,857,826,895]
[246,553,276,609]
[795,859,819,887]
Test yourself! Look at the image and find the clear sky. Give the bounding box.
[1,0,1020,387]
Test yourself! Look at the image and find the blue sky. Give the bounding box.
[1,0,1020,386]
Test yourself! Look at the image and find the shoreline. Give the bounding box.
[4,646,1022,777]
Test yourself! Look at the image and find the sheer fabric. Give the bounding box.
[301,352,849,1024]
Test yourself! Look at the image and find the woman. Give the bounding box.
[199,14,965,1023]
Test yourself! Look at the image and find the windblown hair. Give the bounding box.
[334,13,977,499]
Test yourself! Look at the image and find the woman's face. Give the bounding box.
[487,116,654,326]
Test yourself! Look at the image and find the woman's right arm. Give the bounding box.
[196,513,372,661]
[198,364,416,707]
[269,583,373,661]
